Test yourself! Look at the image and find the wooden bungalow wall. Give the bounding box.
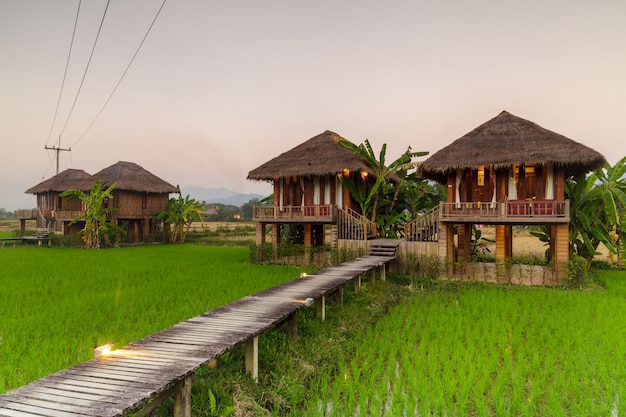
[273,174,353,211]
[110,190,170,219]
[448,163,564,203]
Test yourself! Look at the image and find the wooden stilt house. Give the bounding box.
[247,130,381,248]
[22,161,178,242]
[418,111,606,282]
[21,169,92,233]
[75,161,178,242]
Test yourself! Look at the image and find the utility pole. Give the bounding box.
[45,136,71,175]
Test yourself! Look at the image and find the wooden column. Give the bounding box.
[245,336,259,381]
[457,224,472,262]
[337,284,344,305]
[317,296,326,321]
[256,222,265,245]
[272,224,280,247]
[304,224,312,247]
[495,225,513,260]
[438,222,455,274]
[380,263,386,281]
[354,275,362,293]
[552,224,569,285]
[288,313,298,340]
[173,375,193,417]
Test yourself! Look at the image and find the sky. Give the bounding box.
[1,0,625,211]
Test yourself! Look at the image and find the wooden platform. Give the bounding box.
[0,252,396,417]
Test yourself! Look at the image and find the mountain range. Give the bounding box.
[181,186,266,207]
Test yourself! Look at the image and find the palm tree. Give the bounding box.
[60,179,118,249]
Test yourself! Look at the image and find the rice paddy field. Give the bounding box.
[0,245,310,393]
[299,272,626,416]
[2,243,626,416]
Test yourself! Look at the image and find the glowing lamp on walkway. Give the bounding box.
[94,344,114,358]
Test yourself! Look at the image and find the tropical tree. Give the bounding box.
[532,156,626,268]
[338,139,428,224]
[60,179,118,249]
[158,186,204,244]
[568,156,626,267]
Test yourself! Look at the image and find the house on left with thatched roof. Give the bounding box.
[17,168,92,232]
[22,161,178,242]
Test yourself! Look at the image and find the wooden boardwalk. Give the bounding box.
[0,246,397,417]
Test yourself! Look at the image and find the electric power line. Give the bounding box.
[45,0,82,147]
[58,0,111,138]
[70,0,168,148]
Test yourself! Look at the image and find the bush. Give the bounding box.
[567,255,588,288]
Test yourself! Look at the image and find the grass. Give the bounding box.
[0,245,311,393]
[2,243,625,416]
[188,271,626,416]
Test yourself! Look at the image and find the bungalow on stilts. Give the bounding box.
[418,111,606,284]
[247,130,396,255]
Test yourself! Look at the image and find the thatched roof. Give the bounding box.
[420,111,607,183]
[247,130,385,180]
[25,169,91,194]
[78,161,178,193]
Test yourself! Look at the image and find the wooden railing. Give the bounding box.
[336,207,376,240]
[439,200,569,222]
[252,205,335,222]
[13,209,37,219]
[405,205,440,242]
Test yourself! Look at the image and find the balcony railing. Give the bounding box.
[439,200,569,223]
[252,205,336,222]
[13,209,37,219]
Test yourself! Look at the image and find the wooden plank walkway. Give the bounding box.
[0,249,397,417]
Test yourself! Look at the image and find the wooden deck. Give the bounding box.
[438,200,570,224]
[0,250,396,417]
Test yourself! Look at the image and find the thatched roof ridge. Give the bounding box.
[78,161,178,193]
[420,111,607,183]
[25,169,91,194]
[247,130,378,180]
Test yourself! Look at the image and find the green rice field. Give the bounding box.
[0,245,309,393]
[299,272,626,416]
[2,244,626,416]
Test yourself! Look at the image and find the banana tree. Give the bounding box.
[157,186,204,244]
[533,156,626,268]
[60,179,118,249]
[338,139,427,224]
[570,155,626,267]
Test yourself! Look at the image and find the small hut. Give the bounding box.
[247,130,380,248]
[419,110,606,282]
[23,169,92,232]
[76,161,178,242]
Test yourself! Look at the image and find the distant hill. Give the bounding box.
[181,186,266,207]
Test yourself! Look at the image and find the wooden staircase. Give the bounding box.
[336,207,376,240]
[404,205,440,242]
[367,239,400,259]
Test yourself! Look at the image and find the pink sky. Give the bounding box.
[1,0,625,211]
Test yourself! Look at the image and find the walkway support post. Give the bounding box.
[173,375,193,417]
[246,336,259,381]
[317,295,326,321]
[288,312,298,340]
